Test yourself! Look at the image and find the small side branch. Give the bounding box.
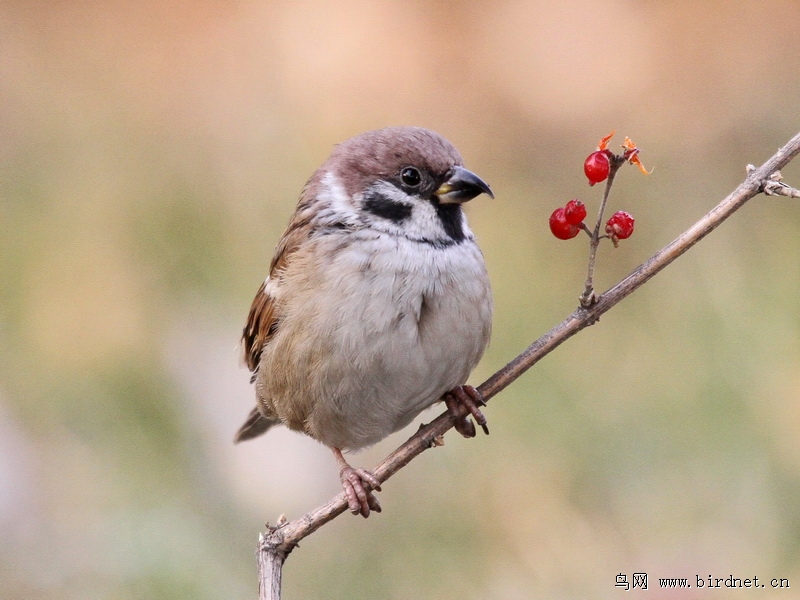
[748,165,800,198]
[256,130,800,596]
[581,157,622,307]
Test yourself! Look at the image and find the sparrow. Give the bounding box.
[235,126,493,517]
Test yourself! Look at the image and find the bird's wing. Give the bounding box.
[241,190,318,377]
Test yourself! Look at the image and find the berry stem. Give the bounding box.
[580,156,624,307]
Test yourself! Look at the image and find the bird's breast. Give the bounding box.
[258,230,492,450]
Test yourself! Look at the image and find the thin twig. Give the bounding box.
[581,156,623,307]
[257,131,800,599]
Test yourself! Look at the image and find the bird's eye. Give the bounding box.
[400,167,422,188]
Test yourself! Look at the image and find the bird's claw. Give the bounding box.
[445,385,489,438]
[340,466,382,518]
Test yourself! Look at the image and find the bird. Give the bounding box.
[234,126,493,517]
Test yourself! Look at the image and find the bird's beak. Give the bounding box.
[434,166,494,204]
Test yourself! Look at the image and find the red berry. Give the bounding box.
[564,199,587,225]
[549,207,580,240]
[584,150,610,186]
[605,211,635,240]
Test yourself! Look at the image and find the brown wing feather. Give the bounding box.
[241,280,275,374]
[240,182,320,377]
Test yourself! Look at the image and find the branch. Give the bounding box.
[257,131,800,599]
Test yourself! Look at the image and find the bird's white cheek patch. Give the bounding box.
[317,172,359,223]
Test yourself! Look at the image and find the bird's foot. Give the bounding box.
[444,385,489,438]
[333,448,382,518]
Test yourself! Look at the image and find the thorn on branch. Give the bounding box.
[274,514,288,528]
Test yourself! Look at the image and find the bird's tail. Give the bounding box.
[234,407,277,443]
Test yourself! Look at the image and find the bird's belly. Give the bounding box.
[258,235,492,450]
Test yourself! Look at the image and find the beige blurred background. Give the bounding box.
[2,1,800,598]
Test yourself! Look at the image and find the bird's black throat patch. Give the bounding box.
[363,191,413,223]
[434,202,466,242]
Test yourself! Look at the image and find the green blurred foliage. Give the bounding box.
[2,1,800,598]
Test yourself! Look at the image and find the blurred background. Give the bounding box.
[2,1,800,598]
